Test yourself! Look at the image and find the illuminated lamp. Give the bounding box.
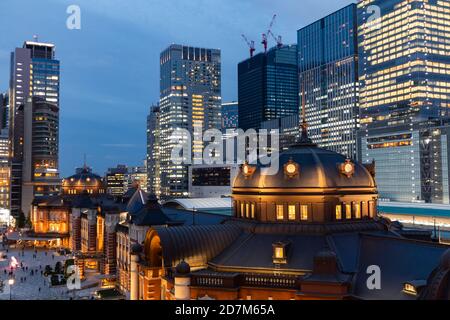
[284,158,299,178]
[339,159,355,178]
[241,162,256,178]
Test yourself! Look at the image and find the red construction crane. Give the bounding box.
[241,34,256,57]
[262,14,277,53]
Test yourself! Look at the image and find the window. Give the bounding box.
[354,203,361,219]
[251,203,255,219]
[274,247,284,259]
[240,203,244,218]
[276,205,284,220]
[336,205,342,220]
[345,204,352,219]
[246,203,250,218]
[368,201,374,217]
[288,205,296,221]
[300,205,308,221]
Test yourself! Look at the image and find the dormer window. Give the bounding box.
[272,241,290,264]
[403,280,426,296]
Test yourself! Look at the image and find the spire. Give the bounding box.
[83,153,87,169]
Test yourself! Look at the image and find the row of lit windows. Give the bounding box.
[236,201,375,221]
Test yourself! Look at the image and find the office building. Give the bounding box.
[188,164,238,198]
[221,101,238,130]
[106,165,128,196]
[298,4,359,159]
[362,119,450,204]
[261,114,299,152]
[125,162,148,193]
[159,44,221,198]
[9,40,60,217]
[358,0,450,130]
[147,105,161,197]
[238,45,298,131]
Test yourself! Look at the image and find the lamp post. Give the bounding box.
[8,278,14,300]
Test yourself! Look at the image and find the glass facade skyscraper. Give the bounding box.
[9,41,60,216]
[238,45,299,131]
[159,45,221,199]
[359,0,450,203]
[358,0,450,129]
[221,101,238,130]
[298,4,360,159]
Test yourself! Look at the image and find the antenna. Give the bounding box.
[83,153,87,168]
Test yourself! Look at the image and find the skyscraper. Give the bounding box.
[159,44,221,198]
[358,0,450,130]
[298,4,359,159]
[147,104,161,197]
[358,0,450,203]
[238,45,298,131]
[221,101,238,130]
[9,40,60,216]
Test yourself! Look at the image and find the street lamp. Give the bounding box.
[8,278,14,300]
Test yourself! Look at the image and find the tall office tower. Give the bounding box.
[221,101,238,130]
[0,93,10,215]
[358,0,450,202]
[298,4,359,159]
[159,44,221,198]
[238,45,298,131]
[9,40,60,216]
[358,0,450,130]
[106,165,128,196]
[147,105,161,197]
[261,114,300,152]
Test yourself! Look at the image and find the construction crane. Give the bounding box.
[262,14,277,53]
[241,34,256,57]
[268,30,283,48]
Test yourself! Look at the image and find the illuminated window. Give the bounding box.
[300,205,308,221]
[246,203,250,218]
[251,203,255,219]
[354,203,361,219]
[274,247,284,259]
[276,205,284,220]
[336,205,342,220]
[345,204,352,219]
[240,203,244,218]
[288,205,296,221]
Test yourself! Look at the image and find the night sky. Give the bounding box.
[0,0,352,176]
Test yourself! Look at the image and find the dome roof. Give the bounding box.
[175,260,191,275]
[62,167,104,188]
[233,144,376,194]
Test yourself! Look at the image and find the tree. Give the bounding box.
[15,211,26,229]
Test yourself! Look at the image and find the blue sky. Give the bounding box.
[0,0,352,176]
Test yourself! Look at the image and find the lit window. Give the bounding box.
[336,205,342,220]
[251,203,255,219]
[240,203,244,218]
[345,204,352,219]
[276,205,284,220]
[288,205,296,221]
[354,203,361,219]
[274,247,284,259]
[246,203,250,218]
[300,205,308,221]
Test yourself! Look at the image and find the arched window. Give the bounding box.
[240,202,245,218]
[246,203,250,218]
[251,203,256,219]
